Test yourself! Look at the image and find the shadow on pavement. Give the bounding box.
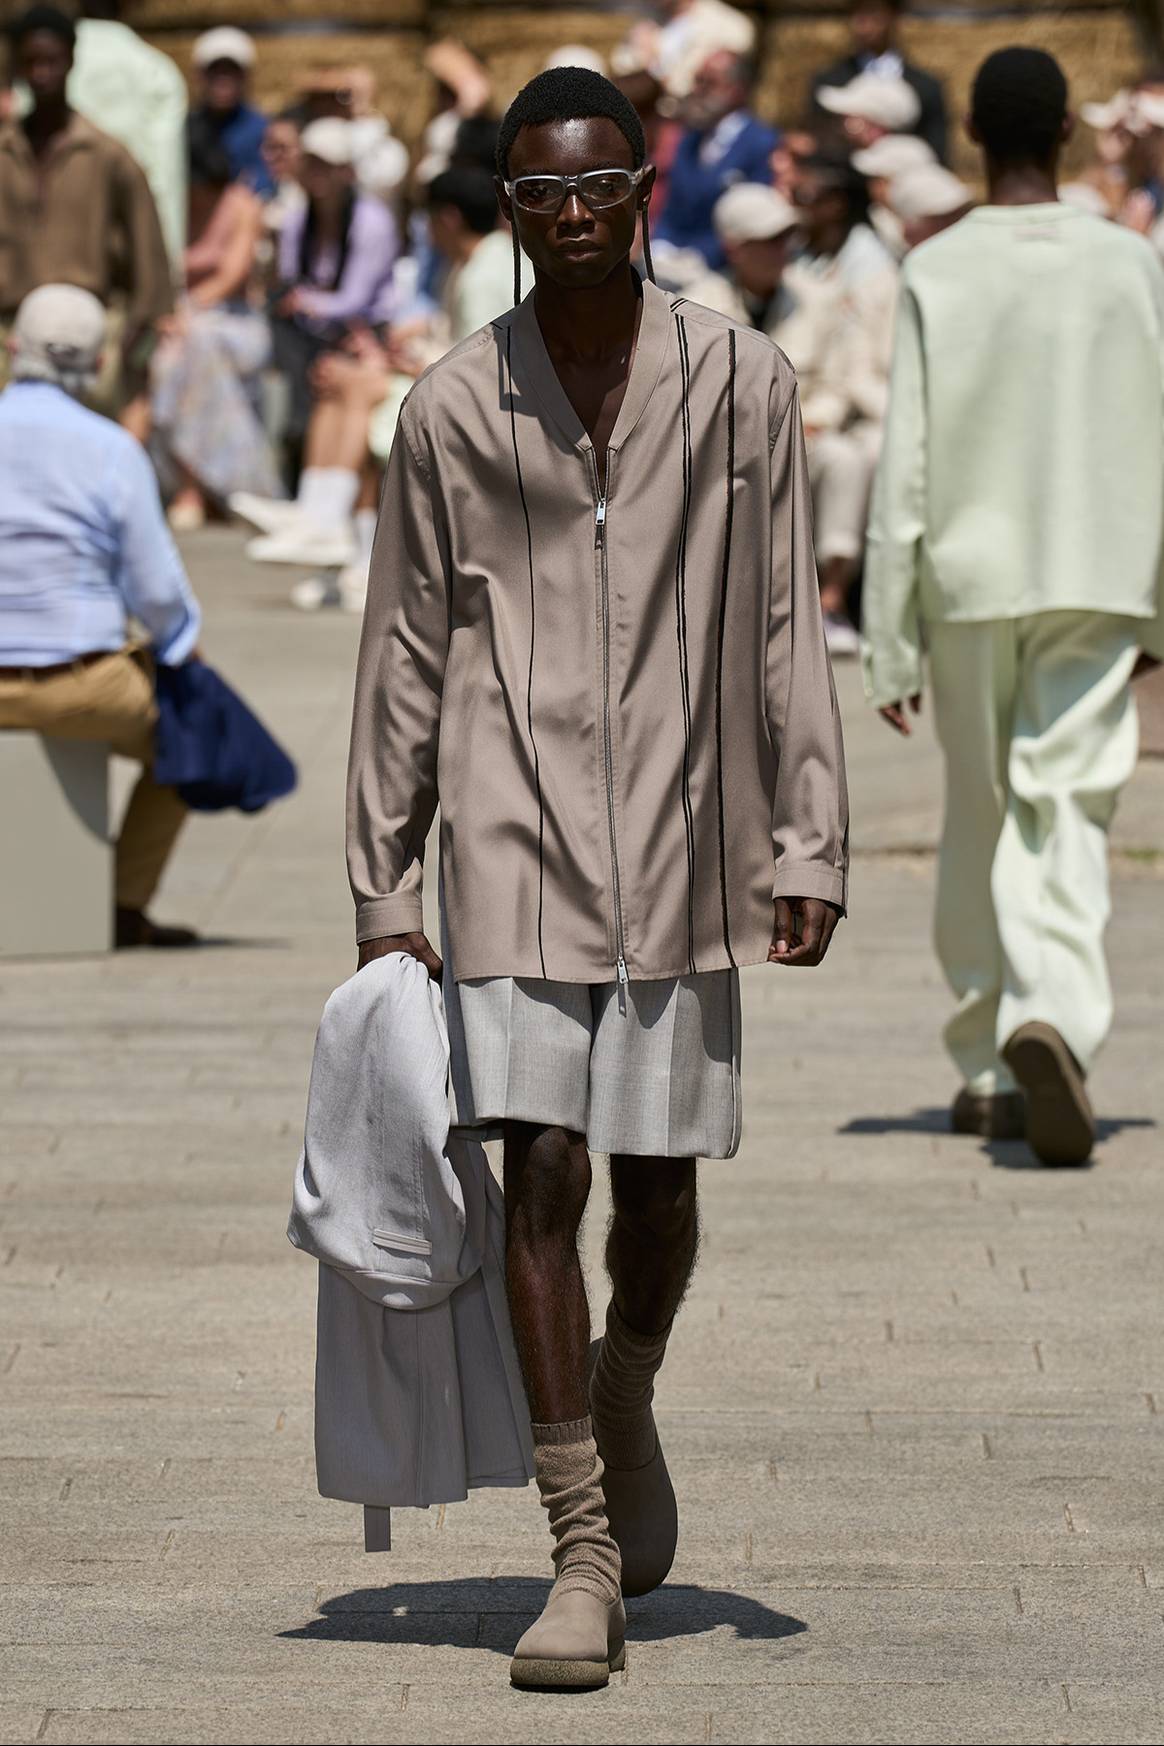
[839,1109,1155,1169]
[281,1580,807,1653]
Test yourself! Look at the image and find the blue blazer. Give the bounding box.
[154,660,297,813]
[654,113,781,271]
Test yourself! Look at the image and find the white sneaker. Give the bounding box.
[823,611,860,657]
[246,523,357,567]
[229,492,299,534]
[290,573,342,611]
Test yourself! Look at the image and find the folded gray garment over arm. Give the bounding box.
[288,952,533,1542]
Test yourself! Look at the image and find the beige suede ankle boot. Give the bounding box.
[510,1417,626,1690]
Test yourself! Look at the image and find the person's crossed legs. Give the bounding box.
[502,1121,698,1686]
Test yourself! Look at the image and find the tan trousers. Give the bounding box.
[0,648,186,909]
[928,611,1140,1094]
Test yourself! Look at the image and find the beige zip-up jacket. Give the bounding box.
[348,278,849,984]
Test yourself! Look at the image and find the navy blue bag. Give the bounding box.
[154,660,297,813]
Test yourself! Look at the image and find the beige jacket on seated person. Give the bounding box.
[686,260,893,435]
[347,278,850,985]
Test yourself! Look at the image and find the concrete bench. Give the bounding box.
[0,734,112,958]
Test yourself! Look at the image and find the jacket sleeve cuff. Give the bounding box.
[772,862,848,915]
[861,640,924,712]
[355,892,425,944]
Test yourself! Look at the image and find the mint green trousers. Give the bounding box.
[927,611,1141,1094]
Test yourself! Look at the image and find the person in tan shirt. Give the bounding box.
[0,5,172,417]
[347,67,848,1692]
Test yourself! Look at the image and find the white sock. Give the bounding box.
[355,508,378,567]
[297,467,359,531]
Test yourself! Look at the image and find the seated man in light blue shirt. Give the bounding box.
[0,284,202,947]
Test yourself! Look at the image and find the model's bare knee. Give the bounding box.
[504,1122,591,1249]
[609,1157,697,1244]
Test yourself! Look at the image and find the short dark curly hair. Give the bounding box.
[496,65,646,179]
[971,47,1068,165]
[9,3,75,49]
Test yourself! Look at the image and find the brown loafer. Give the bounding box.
[587,1338,678,1599]
[115,907,199,949]
[951,1088,1026,1140]
[1002,1022,1095,1166]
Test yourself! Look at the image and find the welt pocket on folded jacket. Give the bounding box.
[371,1227,433,1257]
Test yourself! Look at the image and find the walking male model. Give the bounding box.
[863,48,1164,1164]
[347,67,849,1689]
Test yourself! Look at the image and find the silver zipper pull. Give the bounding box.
[594,498,606,546]
[616,952,629,985]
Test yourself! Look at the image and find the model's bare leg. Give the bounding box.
[588,1156,697,1598]
[502,1121,592,1422]
[503,1121,623,1685]
[591,1157,697,1468]
[606,1156,698,1334]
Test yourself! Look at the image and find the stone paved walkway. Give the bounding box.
[2,530,1162,1745]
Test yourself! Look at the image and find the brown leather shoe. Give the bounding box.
[115,907,199,949]
[510,1588,627,1690]
[587,1339,678,1599]
[1002,1022,1095,1166]
[951,1088,1026,1140]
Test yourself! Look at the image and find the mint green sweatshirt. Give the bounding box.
[862,203,1164,708]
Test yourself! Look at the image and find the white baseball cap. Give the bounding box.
[1080,89,1134,132]
[11,284,106,387]
[888,163,972,222]
[852,134,935,179]
[713,182,801,245]
[193,28,256,73]
[818,74,922,133]
[300,118,356,169]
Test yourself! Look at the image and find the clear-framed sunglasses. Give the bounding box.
[504,166,650,216]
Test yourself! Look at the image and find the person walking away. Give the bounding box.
[152,123,282,530]
[811,0,948,161]
[0,6,172,427]
[862,48,1164,1164]
[69,0,188,267]
[347,66,849,1690]
[0,287,202,948]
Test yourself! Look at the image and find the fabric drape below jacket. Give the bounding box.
[289,953,534,1535]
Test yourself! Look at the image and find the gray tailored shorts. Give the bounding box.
[443,969,742,1160]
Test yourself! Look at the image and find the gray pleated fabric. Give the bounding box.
[444,970,742,1160]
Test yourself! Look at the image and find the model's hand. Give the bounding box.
[878,694,923,736]
[769,898,840,968]
[357,932,443,979]
[1133,652,1161,679]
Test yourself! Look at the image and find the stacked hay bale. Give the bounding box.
[0,0,1146,179]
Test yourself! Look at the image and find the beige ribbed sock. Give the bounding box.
[589,1299,671,1470]
[531,1416,622,1603]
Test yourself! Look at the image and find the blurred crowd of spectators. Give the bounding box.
[1,0,1160,645]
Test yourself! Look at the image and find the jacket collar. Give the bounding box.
[0,111,100,164]
[507,273,673,457]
